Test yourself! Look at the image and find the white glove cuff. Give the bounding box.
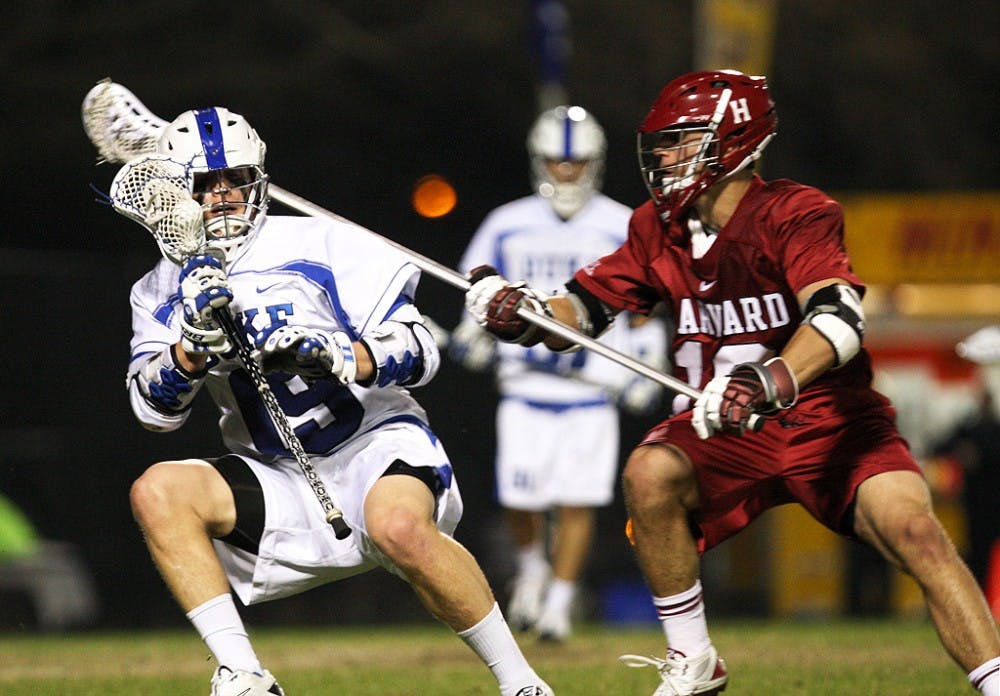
[330,330,358,385]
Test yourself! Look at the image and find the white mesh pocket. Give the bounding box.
[109,156,205,261]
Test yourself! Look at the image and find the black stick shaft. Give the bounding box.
[213,306,352,540]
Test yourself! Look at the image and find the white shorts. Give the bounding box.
[495,397,619,511]
[213,420,464,605]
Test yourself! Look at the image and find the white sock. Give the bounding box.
[186,594,261,673]
[458,602,537,688]
[517,541,549,578]
[544,577,576,616]
[968,656,1000,695]
[652,580,711,658]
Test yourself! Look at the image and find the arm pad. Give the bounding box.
[128,344,208,431]
[802,283,866,367]
[360,320,440,388]
[564,278,615,337]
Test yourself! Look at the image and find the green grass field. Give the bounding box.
[0,619,971,695]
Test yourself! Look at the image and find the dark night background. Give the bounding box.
[0,2,996,629]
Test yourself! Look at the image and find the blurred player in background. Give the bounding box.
[450,105,667,642]
[123,107,552,696]
[464,70,1000,695]
[933,326,1000,590]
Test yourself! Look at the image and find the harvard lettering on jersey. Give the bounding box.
[127,214,430,457]
[573,175,874,414]
[459,193,641,403]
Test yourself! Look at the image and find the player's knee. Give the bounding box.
[130,463,176,524]
[130,461,215,528]
[897,510,953,563]
[622,444,693,509]
[368,506,435,564]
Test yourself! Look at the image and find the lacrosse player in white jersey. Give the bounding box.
[124,106,553,696]
[450,105,667,642]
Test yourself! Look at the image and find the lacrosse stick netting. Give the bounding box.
[83,79,168,164]
[108,155,205,261]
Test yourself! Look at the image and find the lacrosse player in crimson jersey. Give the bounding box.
[450,105,667,643]
[465,70,1000,695]
[124,107,553,696]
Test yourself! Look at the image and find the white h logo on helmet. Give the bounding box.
[729,97,752,124]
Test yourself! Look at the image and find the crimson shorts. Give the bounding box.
[638,386,922,552]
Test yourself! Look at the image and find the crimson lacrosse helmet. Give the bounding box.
[638,70,777,222]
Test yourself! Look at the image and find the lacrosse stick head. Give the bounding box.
[156,107,269,261]
[110,155,207,264]
[82,79,168,165]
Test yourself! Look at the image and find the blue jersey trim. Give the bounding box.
[501,395,611,413]
[364,414,453,490]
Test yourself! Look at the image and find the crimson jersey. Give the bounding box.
[572,175,921,550]
[574,175,872,414]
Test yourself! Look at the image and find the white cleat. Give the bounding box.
[502,679,555,696]
[210,666,286,696]
[535,605,571,643]
[506,569,550,632]
[620,646,728,695]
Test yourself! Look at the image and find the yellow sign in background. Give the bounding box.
[841,192,1000,284]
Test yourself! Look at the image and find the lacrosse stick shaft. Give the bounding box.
[213,305,352,540]
[268,185,703,401]
[81,80,698,401]
[83,81,755,427]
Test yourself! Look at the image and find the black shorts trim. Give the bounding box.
[209,455,265,555]
[381,459,444,495]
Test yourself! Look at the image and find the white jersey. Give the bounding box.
[459,193,655,405]
[128,214,431,459]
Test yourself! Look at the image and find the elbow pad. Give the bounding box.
[128,345,207,431]
[554,279,618,353]
[802,284,866,367]
[564,278,615,337]
[360,320,440,388]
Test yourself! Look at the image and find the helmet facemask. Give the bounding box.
[638,126,721,223]
[191,166,268,259]
[156,107,268,261]
[531,157,604,219]
[527,105,607,219]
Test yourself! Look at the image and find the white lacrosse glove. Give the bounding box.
[178,254,233,355]
[464,265,551,345]
[691,357,799,439]
[448,316,497,372]
[254,325,358,385]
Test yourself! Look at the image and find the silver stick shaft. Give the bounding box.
[268,185,702,401]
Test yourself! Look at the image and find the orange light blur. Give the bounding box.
[412,174,457,218]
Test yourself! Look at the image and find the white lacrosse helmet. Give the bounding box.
[156,107,268,260]
[527,105,606,219]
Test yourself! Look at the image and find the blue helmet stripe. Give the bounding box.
[562,114,573,160]
[193,108,228,169]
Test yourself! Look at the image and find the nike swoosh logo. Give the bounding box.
[256,282,281,293]
[698,280,717,291]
